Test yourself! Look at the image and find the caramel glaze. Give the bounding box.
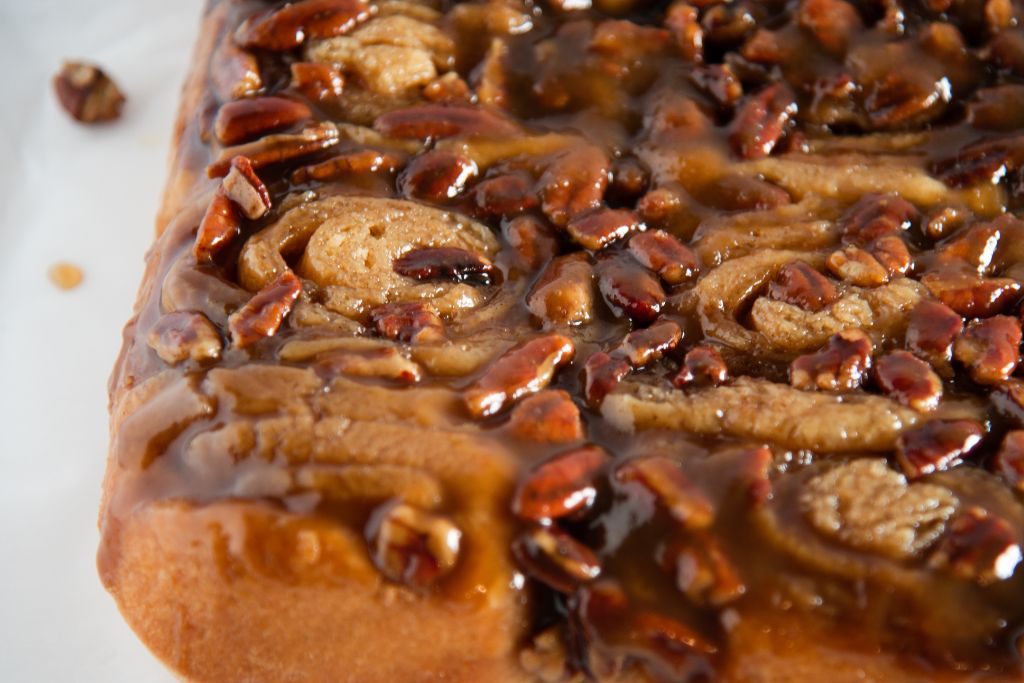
[101,0,1024,680]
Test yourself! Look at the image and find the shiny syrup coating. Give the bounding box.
[104,0,1024,680]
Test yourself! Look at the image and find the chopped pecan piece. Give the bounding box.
[929,508,1023,586]
[513,444,611,521]
[873,351,943,412]
[52,61,125,123]
[374,104,520,140]
[393,247,495,286]
[906,300,963,376]
[896,420,984,479]
[674,344,729,387]
[608,157,650,204]
[729,83,797,159]
[689,64,742,109]
[366,501,461,589]
[992,379,1024,427]
[706,174,792,211]
[369,302,443,344]
[627,230,699,285]
[660,536,745,606]
[920,271,1021,318]
[838,194,917,245]
[315,348,422,383]
[289,62,344,101]
[931,138,1015,188]
[147,311,222,365]
[235,0,371,51]
[566,208,642,251]
[214,96,313,146]
[596,255,666,323]
[869,235,912,276]
[615,455,714,529]
[291,149,404,183]
[616,320,683,366]
[766,261,838,313]
[228,271,303,348]
[399,150,478,202]
[467,173,539,218]
[211,39,262,102]
[507,390,584,443]
[953,315,1022,385]
[636,188,684,228]
[796,0,862,56]
[512,525,601,593]
[504,215,559,271]
[664,2,704,62]
[527,253,596,327]
[826,246,889,287]
[221,156,271,220]
[790,329,873,392]
[994,431,1024,491]
[538,145,611,226]
[207,122,340,177]
[194,192,240,262]
[464,334,576,417]
[923,205,972,241]
[583,352,632,406]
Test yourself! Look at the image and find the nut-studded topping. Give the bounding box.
[566,208,642,251]
[953,315,1022,385]
[194,192,240,262]
[464,334,576,418]
[512,525,602,593]
[399,150,478,202]
[289,62,344,101]
[504,215,559,271]
[826,246,890,287]
[538,145,611,226]
[527,253,596,327]
[838,194,917,245]
[236,0,371,51]
[994,431,1024,492]
[660,536,745,606]
[228,271,303,348]
[906,299,963,376]
[583,352,632,407]
[467,173,539,218]
[596,255,666,323]
[369,302,443,344]
[214,97,313,146]
[873,351,943,412]
[729,83,797,159]
[766,261,838,313]
[374,104,521,140]
[366,501,461,589]
[314,348,422,383]
[615,456,714,529]
[616,320,683,367]
[290,149,404,183]
[790,329,873,392]
[207,122,340,177]
[52,62,125,123]
[674,344,729,387]
[507,390,584,443]
[627,230,700,285]
[221,156,271,220]
[513,445,611,521]
[920,271,1022,318]
[393,247,495,286]
[929,508,1023,586]
[147,311,222,365]
[896,420,985,479]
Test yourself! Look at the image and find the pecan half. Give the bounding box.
[766,261,838,313]
[826,246,890,287]
[290,62,344,101]
[665,2,704,62]
[527,253,596,326]
[583,351,632,406]
[221,156,271,220]
[608,157,651,204]
[797,0,863,56]
[931,138,1015,188]
[538,145,611,226]
[228,271,303,348]
[366,501,461,589]
[906,300,963,376]
[512,525,602,593]
[920,271,1021,318]
[315,348,422,383]
[464,334,576,417]
[705,174,792,211]
[507,390,584,443]
[838,194,917,245]
[513,444,611,521]
[873,351,943,412]
[896,420,984,479]
[566,208,642,251]
[953,315,1022,385]
[207,122,340,177]
[211,39,262,102]
[627,230,700,285]
[393,247,495,286]
[504,215,559,271]
[52,61,125,123]
[994,431,1024,492]
[147,311,222,365]
[214,96,313,146]
[399,150,478,202]
[236,0,371,51]
[869,235,912,277]
[790,329,873,392]
[615,456,714,529]
[374,104,520,139]
[596,255,666,323]
[929,507,1023,586]
[992,379,1024,427]
[729,83,797,159]
[290,149,404,183]
[194,192,240,262]
[674,344,729,387]
[467,173,539,218]
[370,302,443,344]
[616,320,683,367]
[660,535,745,606]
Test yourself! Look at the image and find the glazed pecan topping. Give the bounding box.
[513,445,611,521]
[512,525,602,593]
[194,192,240,263]
[464,335,576,418]
[874,351,943,412]
[627,230,700,285]
[674,344,729,387]
[207,122,340,177]
[52,62,124,123]
[994,431,1024,491]
[211,39,262,102]
[896,420,985,479]
[920,271,1022,318]
[289,62,344,102]
[608,157,651,204]
[503,215,559,270]
[929,508,1023,586]
[689,64,743,109]
[729,83,797,159]
[953,315,1022,385]
[374,104,520,140]
[869,235,913,277]
[291,149,403,183]
[228,271,303,348]
[147,311,222,365]
[992,379,1024,426]
[366,501,461,589]
[369,302,444,344]
[527,253,597,327]
[583,352,632,407]
[797,0,863,55]
[507,390,584,443]
[905,299,964,376]
[221,156,271,220]
[392,247,495,286]
[705,174,792,211]
[467,173,539,218]
[616,320,683,367]
[538,145,611,227]
[235,0,371,51]
[399,150,478,202]
[790,329,873,392]
[636,188,683,228]
[923,205,972,241]
[314,348,422,383]
[664,2,704,62]
[596,255,666,323]
[661,536,745,606]
[615,456,714,529]
[767,261,838,312]
[566,208,642,251]
[838,194,917,245]
[826,246,889,287]
[214,96,313,146]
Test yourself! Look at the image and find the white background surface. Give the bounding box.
[0,1,203,680]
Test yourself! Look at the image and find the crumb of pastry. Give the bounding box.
[48,262,83,290]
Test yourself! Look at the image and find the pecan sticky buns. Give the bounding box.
[100,1,1024,681]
